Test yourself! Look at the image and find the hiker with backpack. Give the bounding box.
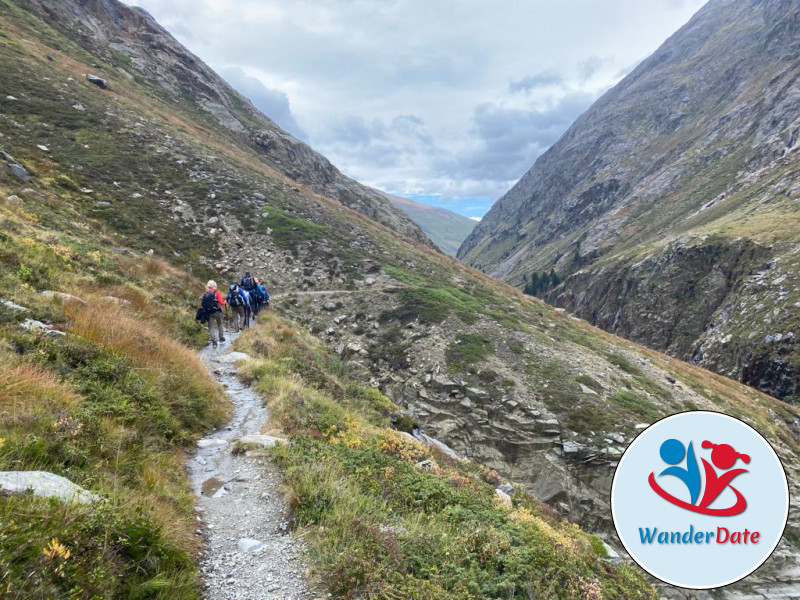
[199,280,226,347]
[226,283,250,332]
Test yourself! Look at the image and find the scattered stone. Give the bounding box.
[494,488,513,509]
[215,352,250,364]
[238,434,283,448]
[607,432,626,445]
[364,277,376,286]
[634,423,649,431]
[323,301,337,311]
[72,102,86,111]
[665,374,677,384]
[579,383,598,395]
[36,144,50,152]
[5,194,22,205]
[94,201,111,208]
[102,296,131,305]
[85,74,108,89]
[415,459,438,471]
[5,95,17,101]
[252,192,266,201]
[1,299,29,312]
[19,318,47,333]
[497,482,514,495]
[0,471,99,504]
[601,542,622,564]
[562,441,584,456]
[21,188,46,199]
[8,163,29,181]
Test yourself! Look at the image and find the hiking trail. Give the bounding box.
[188,331,314,599]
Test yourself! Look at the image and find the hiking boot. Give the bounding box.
[220,337,226,342]
[212,340,218,348]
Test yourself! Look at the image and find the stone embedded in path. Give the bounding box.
[197,438,229,449]
[238,434,284,448]
[215,352,250,364]
[0,471,99,504]
[237,538,264,553]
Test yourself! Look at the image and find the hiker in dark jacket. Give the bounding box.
[226,283,249,332]
[201,280,226,346]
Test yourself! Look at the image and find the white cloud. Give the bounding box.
[130,0,707,216]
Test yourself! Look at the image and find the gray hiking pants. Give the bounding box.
[208,310,224,342]
[232,305,246,331]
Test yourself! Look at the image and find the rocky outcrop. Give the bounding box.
[20,0,433,248]
[459,0,800,402]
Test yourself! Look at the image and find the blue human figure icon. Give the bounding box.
[658,439,701,505]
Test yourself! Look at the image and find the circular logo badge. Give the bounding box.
[611,411,789,589]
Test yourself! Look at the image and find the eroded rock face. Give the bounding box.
[458,0,800,403]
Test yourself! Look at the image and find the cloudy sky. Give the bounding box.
[132,0,707,218]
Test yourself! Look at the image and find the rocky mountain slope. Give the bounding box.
[387,193,477,256]
[458,0,800,404]
[16,0,433,248]
[2,0,800,597]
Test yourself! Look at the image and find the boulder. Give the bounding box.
[497,482,515,496]
[364,277,376,286]
[0,471,99,504]
[85,73,108,89]
[252,192,266,201]
[494,488,513,509]
[323,301,337,311]
[8,163,29,181]
[39,290,87,305]
[415,459,438,471]
[1,299,30,312]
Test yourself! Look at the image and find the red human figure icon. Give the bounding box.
[698,441,750,511]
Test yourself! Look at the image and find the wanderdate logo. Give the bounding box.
[648,438,750,516]
[611,412,789,589]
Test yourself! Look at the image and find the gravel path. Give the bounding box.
[188,332,315,600]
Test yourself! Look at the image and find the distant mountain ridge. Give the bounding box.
[459,0,800,402]
[386,194,476,256]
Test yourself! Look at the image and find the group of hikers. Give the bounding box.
[196,272,270,346]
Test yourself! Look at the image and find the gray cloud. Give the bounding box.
[132,0,708,216]
[509,71,565,94]
[219,67,307,140]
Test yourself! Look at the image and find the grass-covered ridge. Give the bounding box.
[0,203,228,598]
[234,314,656,599]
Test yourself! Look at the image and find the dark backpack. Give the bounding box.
[242,276,255,291]
[201,291,219,312]
[228,291,244,307]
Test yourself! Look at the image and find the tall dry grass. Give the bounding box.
[0,362,78,420]
[64,301,229,432]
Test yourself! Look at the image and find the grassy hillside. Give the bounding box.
[388,194,477,256]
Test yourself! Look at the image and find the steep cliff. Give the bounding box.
[459,0,800,402]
